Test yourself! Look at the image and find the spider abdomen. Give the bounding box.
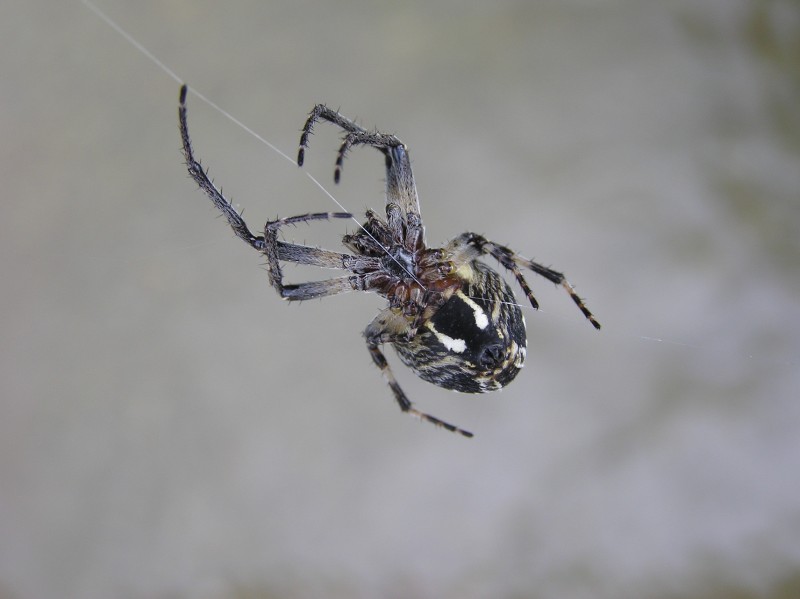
[394,262,527,393]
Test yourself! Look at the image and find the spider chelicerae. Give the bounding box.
[178,85,600,438]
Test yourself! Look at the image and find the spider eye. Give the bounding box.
[478,343,504,369]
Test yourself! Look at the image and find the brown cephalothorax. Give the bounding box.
[179,85,600,437]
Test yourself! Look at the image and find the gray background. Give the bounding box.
[2,0,799,598]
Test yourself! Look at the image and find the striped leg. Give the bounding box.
[296,105,422,229]
[297,104,403,183]
[366,339,473,438]
[459,233,601,330]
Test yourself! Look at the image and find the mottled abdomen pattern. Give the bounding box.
[394,261,527,393]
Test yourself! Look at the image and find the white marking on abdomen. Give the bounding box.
[516,345,526,368]
[456,290,489,329]
[425,322,466,353]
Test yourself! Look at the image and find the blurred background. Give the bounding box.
[1,0,798,597]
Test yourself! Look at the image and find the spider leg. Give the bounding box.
[297,104,425,241]
[330,130,402,184]
[366,341,474,438]
[384,145,424,240]
[298,104,366,166]
[298,104,401,171]
[333,135,423,242]
[274,276,358,301]
[179,85,264,251]
[456,232,601,330]
[364,311,473,438]
[264,212,382,300]
[296,104,423,248]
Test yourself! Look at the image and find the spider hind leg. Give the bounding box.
[365,312,473,438]
[367,343,473,438]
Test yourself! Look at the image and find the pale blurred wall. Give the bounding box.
[1,1,799,598]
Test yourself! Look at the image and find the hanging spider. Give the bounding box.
[178,85,600,438]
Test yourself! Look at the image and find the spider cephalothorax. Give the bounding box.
[179,85,599,437]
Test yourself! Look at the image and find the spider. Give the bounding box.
[178,85,600,438]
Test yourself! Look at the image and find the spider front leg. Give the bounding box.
[298,105,403,181]
[364,311,474,438]
[179,85,264,251]
[297,104,423,232]
[455,233,601,329]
